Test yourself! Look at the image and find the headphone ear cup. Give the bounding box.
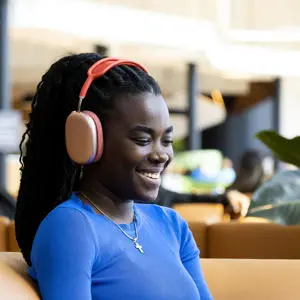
[65,111,99,164]
[82,111,104,162]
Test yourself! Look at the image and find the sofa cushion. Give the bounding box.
[202,258,300,300]
[0,252,40,299]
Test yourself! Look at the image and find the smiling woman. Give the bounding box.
[15,54,212,300]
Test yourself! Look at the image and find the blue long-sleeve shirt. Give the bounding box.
[29,193,213,300]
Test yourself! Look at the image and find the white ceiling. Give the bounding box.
[90,0,217,20]
[90,0,300,34]
[10,28,251,97]
[13,0,299,137]
[10,0,300,100]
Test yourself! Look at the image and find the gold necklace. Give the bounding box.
[79,192,144,254]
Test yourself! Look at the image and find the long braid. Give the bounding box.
[15,53,161,265]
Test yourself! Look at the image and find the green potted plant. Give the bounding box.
[246,130,300,225]
[255,130,300,167]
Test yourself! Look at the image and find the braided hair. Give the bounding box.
[15,53,161,266]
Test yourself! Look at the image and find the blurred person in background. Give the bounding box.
[15,53,212,300]
[229,150,273,195]
[159,149,273,219]
[215,157,236,185]
[190,157,236,185]
[224,149,273,218]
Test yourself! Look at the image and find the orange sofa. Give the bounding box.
[0,216,10,251]
[3,218,300,259]
[1,252,300,300]
[191,221,300,259]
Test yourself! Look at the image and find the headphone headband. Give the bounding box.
[79,57,149,99]
[66,57,149,165]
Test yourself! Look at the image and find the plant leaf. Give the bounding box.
[255,130,300,167]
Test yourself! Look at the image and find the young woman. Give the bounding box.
[15,53,212,300]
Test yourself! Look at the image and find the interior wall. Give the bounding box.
[202,97,276,167]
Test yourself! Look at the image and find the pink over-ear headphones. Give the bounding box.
[65,57,149,165]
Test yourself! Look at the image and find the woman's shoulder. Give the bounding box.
[29,194,99,279]
[44,194,90,221]
[34,193,96,243]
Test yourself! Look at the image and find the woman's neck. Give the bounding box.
[78,180,134,224]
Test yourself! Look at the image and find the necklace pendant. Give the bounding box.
[134,241,144,254]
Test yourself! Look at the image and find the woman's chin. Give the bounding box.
[133,191,159,204]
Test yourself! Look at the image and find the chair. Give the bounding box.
[0,216,10,251]
[173,203,228,223]
[7,221,20,252]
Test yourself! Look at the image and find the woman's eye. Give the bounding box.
[162,139,174,146]
[133,138,151,146]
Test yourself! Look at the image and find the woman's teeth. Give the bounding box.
[140,172,160,179]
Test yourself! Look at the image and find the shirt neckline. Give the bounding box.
[71,192,142,229]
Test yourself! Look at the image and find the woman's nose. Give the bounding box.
[148,151,169,164]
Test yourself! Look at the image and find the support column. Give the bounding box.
[187,63,201,150]
[273,78,281,170]
[279,77,300,138]
[273,78,280,133]
[94,44,108,56]
[0,0,10,188]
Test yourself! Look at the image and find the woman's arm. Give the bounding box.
[158,187,250,217]
[179,219,213,300]
[30,208,98,300]
[158,187,229,207]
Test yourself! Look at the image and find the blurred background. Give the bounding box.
[4,3,300,296]
[2,0,300,224]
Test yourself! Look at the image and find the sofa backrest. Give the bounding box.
[7,221,20,252]
[208,222,300,259]
[0,216,10,251]
[188,221,208,257]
